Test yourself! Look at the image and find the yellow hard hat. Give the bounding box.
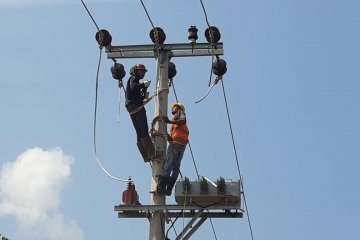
[170,102,185,112]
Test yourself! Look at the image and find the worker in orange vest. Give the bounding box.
[157,102,189,195]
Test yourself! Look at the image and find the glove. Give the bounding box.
[163,116,171,123]
[143,92,149,100]
[144,80,151,88]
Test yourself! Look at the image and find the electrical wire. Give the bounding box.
[80,0,100,31]
[80,0,130,183]
[182,196,187,240]
[93,48,131,183]
[117,87,122,124]
[198,2,255,239]
[209,217,218,240]
[165,210,183,239]
[199,0,216,87]
[195,76,221,104]
[139,0,156,29]
[220,79,254,240]
[139,0,162,59]
[199,0,211,28]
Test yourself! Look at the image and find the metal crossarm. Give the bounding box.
[114,203,243,219]
[105,42,224,59]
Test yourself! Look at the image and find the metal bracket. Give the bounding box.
[105,42,224,59]
[175,210,207,240]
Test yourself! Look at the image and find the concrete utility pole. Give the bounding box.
[106,41,223,240]
[149,50,170,239]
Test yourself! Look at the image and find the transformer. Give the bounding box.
[175,177,241,205]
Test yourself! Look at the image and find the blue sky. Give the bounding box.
[0,0,359,239]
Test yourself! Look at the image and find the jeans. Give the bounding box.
[161,144,184,179]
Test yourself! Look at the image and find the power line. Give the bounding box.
[198,0,215,87]
[199,0,211,28]
[138,0,162,59]
[139,0,156,29]
[80,0,100,31]
[80,0,132,183]
[220,79,255,240]
[93,48,131,183]
[197,2,255,237]
[209,217,218,240]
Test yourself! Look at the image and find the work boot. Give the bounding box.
[165,177,177,196]
[141,136,156,159]
[137,142,151,162]
[156,175,169,195]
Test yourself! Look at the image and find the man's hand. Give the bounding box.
[163,116,171,123]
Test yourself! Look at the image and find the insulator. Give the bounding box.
[205,26,221,44]
[182,177,191,194]
[212,58,227,76]
[217,176,226,194]
[122,178,139,205]
[111,62,126,81]
[188,25,198,43]
[168,61,177,79]
[95,29,112,47]
[199,177,208,194]
[149,27,166,44]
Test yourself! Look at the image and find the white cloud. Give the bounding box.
[0,147,84,240]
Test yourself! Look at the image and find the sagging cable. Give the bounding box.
[195,76,222,104]
[93,48,131,183]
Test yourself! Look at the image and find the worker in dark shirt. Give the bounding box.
[125,63,155,162]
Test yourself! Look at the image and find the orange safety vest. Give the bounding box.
[170,123,189,145]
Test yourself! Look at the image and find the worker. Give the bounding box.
[125,63,155,162]
[157,102,189,195]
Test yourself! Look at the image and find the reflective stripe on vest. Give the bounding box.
[170,124,189,145]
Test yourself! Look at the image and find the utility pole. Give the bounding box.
[149,50,170,239]
[105,28,226,240]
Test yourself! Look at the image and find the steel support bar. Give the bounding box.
[118,211,243,218]
[115,203,243,219]
[175,210,204,240]
[114,203,241,212]
[105,42,223,59]
[178,216,208,240]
